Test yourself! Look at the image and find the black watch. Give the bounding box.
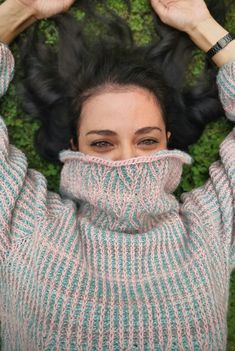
[206,33,235,59]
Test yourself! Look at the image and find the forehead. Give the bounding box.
[80,85,165,130]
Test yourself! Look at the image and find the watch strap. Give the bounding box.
[206,33,235,59]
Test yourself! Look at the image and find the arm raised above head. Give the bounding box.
[0,0,35,44]
[150,0,235,67]
[0,43,66,265]
[0,0,76,44]
[16,0,76,19]
[150,0,235,271]
[179,59,235,273]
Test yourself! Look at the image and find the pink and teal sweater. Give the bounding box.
[0,42,235,351]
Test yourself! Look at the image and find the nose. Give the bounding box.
[115,146,137,161]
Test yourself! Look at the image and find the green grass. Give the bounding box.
[0,0,235,349]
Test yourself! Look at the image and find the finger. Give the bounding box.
[150,0,168,18]
[63,0,76,12]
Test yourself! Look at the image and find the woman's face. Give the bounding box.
[73,85,171,160]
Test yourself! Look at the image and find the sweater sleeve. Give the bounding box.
[0,44,64,264]
[181,59,235,274]
[0,43,14,97]
[0,43,28,262]
[216,58,235,122]
[0,44,70,266]
[208,60,235,271]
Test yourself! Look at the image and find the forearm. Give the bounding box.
[187,17,235,67]
[0,0,36,45]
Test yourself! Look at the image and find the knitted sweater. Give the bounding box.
[0,43,235,351]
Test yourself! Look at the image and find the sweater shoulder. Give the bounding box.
[0,116,75,262]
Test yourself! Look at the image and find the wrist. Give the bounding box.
[187,17,228,51]
[187,17,235,67]
[0,0,37,44]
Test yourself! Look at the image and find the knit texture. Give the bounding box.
[0,42,235,351]
[0,43,14,98]
[60,149,192,234]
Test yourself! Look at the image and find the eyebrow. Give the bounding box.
[86,126,162,136]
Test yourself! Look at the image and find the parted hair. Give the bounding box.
[20,0,228,162]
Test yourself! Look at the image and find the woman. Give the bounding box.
[0,0,234,350]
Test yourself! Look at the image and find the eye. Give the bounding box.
[139,139,159,145]
[90,141,112,148]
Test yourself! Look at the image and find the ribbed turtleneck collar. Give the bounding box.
[59,149,192,234]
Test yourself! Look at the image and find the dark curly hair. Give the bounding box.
[19,0,228,163]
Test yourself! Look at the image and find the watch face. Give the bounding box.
[207,33,234,59]
[218,34,232,48]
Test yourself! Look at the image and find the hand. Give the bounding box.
[15,0,76,19]
[150,0,212,34]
